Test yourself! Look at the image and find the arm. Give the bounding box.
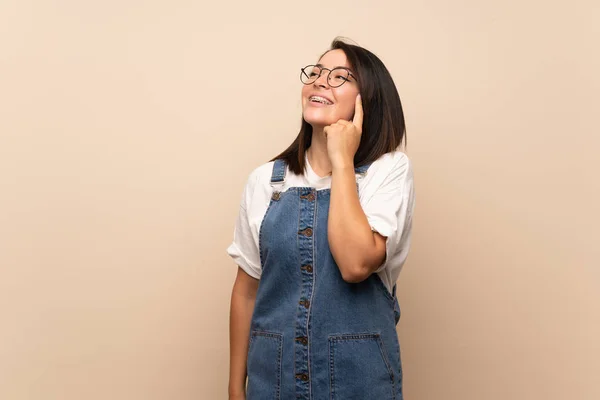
[329,166,387,283]
[325,94,386,283]
[229,267,259,399]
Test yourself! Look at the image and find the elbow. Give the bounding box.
[333,238,385,283]
[340,264,372,284]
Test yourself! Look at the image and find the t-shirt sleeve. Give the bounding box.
[361,153,415,273]
[226,172,262,279]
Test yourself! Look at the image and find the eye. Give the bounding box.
[335,75,349,81]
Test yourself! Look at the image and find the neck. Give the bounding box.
[307,126,332,177]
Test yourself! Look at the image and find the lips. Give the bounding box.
[309,95,333,105]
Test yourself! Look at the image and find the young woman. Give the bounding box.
[227,38,415,400]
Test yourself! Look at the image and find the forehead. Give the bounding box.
[317,49,350,69]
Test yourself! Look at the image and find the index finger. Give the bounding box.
[352,94,363,129]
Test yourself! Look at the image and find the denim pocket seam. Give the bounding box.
[249,330,283,400]
[328,333,396,400]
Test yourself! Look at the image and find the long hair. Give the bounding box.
[272,38,407,175]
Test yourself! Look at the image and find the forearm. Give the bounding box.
[229,279,257,397]
[328,165,385,282]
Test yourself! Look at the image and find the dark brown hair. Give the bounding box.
[272,37,407,175]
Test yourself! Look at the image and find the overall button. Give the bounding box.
[300,264,313,273]
[299,299,310,308]
[295,373,309,382]
[295,336,308,346]
[299,227,313,237]
[301,192,316,202]
[271,192,280,201]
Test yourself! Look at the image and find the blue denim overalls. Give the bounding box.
[247,159,403,400]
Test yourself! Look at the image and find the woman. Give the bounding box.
[227,38,415,400]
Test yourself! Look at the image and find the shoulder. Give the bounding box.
[244,161,275,194]
[371,150,411,173]
[362,150,413,187]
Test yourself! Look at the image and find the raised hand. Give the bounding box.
[324,94,363,170]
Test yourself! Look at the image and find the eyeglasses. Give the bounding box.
[300,64,356,88]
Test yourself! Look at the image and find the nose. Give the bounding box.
[313,70,330,89]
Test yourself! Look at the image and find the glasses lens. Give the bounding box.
[328,68,350,87]
[301,65,320,84]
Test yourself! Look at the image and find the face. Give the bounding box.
[301,49,360,128]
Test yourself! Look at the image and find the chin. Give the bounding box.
[304,118,331,128]
[303,110,335,128]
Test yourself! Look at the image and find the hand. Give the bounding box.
[325,94,363,170]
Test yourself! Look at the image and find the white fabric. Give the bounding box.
[226,150,415,293]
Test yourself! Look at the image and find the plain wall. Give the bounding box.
[1,1,598,399]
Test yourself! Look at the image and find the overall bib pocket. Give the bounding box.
[246,331,283,400]
[329,333,395,400]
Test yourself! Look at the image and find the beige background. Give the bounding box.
[1,1,599,399]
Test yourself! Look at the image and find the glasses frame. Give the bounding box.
[300,64,357,88]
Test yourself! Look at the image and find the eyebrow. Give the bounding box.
[315,64,356,76]
[316,63,352,71]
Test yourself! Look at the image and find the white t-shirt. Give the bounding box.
[227,150,415,293]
